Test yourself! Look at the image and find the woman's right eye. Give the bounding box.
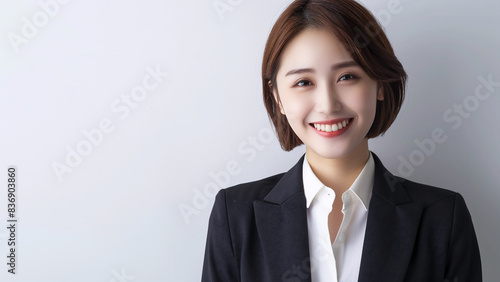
[294,80,313,87]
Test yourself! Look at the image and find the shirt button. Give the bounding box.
[325,188,334,196]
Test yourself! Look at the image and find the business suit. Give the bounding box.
[202,152,482,281]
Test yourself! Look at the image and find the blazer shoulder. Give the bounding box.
[222,173,285,208]
[397,175,462,207]
[372,151,462,207]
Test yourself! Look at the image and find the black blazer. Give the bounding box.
[202,152,482,281]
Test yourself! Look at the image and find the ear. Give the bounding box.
[376,84,384,101]
[271,82,286,115]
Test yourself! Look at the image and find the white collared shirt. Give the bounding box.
[303,152,375,282]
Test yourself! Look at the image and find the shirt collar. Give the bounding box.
[302,151,375,210]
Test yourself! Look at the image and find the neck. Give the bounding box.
[305,140,370,194]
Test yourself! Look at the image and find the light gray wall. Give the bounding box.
[0,0,498,281]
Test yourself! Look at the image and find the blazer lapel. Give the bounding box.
[358,153,423,282]
[254,155,312,281]
[252,152,423,281]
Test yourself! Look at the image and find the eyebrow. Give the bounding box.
[284,61,359,77]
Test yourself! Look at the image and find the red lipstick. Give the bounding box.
[309,118,353,138]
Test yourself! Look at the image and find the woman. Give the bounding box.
[202,0,482,281]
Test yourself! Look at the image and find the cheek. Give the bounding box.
[281,95,313,120]
[345,87,378,118]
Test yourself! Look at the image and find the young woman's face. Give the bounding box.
[274,27,383,160]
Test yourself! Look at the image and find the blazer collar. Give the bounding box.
[358,152,423,281]
[262,154,306,204]
[253,151,423,281]
[261,151,409,205]
[253,154,311,281]
[370,152,412,205]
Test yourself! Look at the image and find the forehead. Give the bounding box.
[278,28,353,73]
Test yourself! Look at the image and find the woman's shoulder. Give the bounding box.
[372,152,466,208]
[394,174,465,208]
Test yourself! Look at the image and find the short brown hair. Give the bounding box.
[262,0,407,151]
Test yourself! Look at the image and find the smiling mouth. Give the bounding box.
[309,118,353,132]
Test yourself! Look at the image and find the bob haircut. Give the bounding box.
[262,0,407,151]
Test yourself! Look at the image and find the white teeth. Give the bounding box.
[313,119,350,132]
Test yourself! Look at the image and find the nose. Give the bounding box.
[315,83,342,114]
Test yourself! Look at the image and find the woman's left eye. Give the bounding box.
[294,80,313,87]
[338,74,357,81]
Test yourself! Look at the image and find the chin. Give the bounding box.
[308,145,356,160]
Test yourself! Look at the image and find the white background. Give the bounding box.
[0,0,499,281]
